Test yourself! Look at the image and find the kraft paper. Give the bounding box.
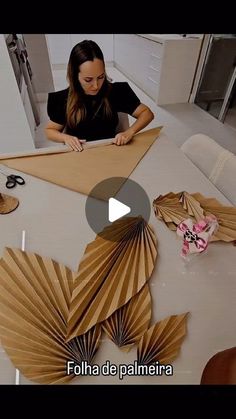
[1,127,162,199]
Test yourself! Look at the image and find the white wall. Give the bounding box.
[23,34,54,94]
[46,34,114,67]
[0,35,35,153]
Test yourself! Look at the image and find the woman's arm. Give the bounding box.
[113,104,154,146]
[45,120,86,151]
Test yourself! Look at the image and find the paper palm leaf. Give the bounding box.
[192,192,236,242]
[102,284,152,351]
[179,191,204,220]
[153,192,188,230]
[137,313,189,365]
[0,247,101,384]
[67,216,157,341]
[153,191,236,242]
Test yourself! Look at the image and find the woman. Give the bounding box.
[45,40,154,151]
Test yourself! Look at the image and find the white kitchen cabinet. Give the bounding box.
[46,34,114,66]
[114,34,202,105]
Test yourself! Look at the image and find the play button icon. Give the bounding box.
[108,198,131,222]
[85,177,151,242]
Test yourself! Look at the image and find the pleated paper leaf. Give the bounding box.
[102,284,152,351]
[0,247,101,384]
[67,216,157,341]
[153,191,236,242]
[192,193,236,242]
[179,191,204,220]
[137,313,189,365]
[153,192,188,230]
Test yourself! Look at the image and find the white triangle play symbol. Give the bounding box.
[108,198,131,222]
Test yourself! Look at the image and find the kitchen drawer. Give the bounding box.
[149,53,162,72]
[144,74,159,101]
[147,65,161,84]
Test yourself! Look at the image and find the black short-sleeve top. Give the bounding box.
[47,82,141,141]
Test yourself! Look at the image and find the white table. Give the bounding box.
[0,133,235,384]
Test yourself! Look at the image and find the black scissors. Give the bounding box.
[0,169,25,189]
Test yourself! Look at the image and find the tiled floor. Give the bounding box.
[35,67,236,154]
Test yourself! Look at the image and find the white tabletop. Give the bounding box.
[0,132,235,384]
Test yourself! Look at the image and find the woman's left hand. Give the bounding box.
[112,130,134,146]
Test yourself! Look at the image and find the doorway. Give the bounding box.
[193,34,236,131]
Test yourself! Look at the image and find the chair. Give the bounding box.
[181,134,236,205]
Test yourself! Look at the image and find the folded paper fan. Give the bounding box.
[153,192,188,231]
[67,216,157,341]
[179,191,204,220]
[0,193,19,214]
[137,313,189,365]
[0,248,101,384]
[192,192,236,242]
[153,191,236,242]
[102,284,151,351]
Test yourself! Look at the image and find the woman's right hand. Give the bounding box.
[64,136,86,151]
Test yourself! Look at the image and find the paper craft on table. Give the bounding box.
[153,191,236,242]
[0,127,162,199]
[177,215,219,257]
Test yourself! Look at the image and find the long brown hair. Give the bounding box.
[66,40,112,128]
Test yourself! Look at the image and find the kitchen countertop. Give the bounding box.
[137,34,203,44]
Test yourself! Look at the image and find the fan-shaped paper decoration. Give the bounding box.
[67,216,157,341]
[137,313,189,365]
[192,192,236,242]
[179,191,204,220]
[102,284,152,351]
[153,192,187,231]
[0,248,101,384]
[153,191,236,242]
[0,193,19,214]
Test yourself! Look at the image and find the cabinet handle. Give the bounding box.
[148,76,159,85]
[149,65,160,73]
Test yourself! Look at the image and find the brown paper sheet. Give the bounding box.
[0,139,114,160]
[1,127,162,199]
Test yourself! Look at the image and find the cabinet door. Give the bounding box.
[114,35,147,88]
[143,40,163,100]
[46,35,71,66]
[70,35,114,62]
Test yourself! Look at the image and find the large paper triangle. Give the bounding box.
[1,127,162,200]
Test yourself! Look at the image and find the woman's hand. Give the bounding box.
[112,130,134,146]
[64,136,86,151]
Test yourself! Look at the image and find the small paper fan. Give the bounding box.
[102,284,152,351]
[154,191,236,242]
[137,313,189,365]
[0,248,101,384]
[67,216,157,341]
[192,192,236,242]
[153,192,188,230]
[179,191,204,220]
